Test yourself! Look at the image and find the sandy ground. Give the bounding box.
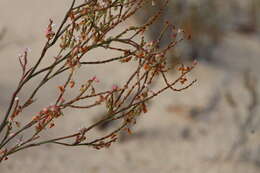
[1,1,260,173]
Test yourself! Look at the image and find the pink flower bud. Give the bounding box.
[91,76,100,83]
[112,85,118,91]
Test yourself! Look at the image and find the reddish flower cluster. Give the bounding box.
[34,105,62,132]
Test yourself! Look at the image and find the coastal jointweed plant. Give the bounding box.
[0,0,196,162]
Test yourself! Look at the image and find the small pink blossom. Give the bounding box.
[41,107,49,115]
[112,85,118,91]
[91,76,100,83]
[45,19,55,39]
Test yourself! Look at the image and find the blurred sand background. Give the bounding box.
[1,0,260,172]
